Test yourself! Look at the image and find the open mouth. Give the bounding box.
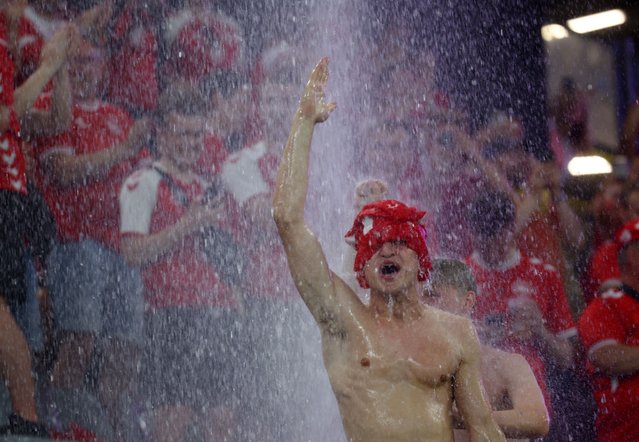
[380,263,400,276]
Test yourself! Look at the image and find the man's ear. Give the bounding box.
[464,291,477,312]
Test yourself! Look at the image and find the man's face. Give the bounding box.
[423,283,470,316]
[69,44,107,101]
[159,113,206,171]
[363,240,419,294]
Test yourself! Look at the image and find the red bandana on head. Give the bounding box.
[345,199,431,288]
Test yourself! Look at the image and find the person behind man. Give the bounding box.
[272,57,504,442]
[578,218,639,442]
[465,189,580,436]
[424,258,549,441]
[119,90,240,442]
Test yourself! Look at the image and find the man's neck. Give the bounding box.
[370,287,422,322]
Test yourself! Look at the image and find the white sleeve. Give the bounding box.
[221,143,270,206]
[120,168,161,235]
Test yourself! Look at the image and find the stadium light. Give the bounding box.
[567,155,612,176]
[567,9,626,34]
[541,24,569,41]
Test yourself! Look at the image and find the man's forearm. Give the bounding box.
[591,344,639,376]
[272,112,316,226]
[13,63,59,119]
[46,144,133,188]
[22,68,72,139]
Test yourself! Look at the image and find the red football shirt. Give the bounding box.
[0,20,28,194]
[578,287,639,442]
[220,140,296,301]
[467,250,577,412]
[119,163,236,310]
[34,101,146,249]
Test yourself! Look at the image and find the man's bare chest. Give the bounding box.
[326,320,462,390]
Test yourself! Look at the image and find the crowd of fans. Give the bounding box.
[1,1,638,442]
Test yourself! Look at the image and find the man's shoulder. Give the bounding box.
[482,344,527,367]
[422,307,476,344]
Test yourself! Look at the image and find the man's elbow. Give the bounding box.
[120,240,145,267]
[496,408,549,439]
[518,409,550,438]
[272,203,300,230]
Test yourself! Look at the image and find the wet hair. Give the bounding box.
[468,189,516,238]
[429,258,477,295]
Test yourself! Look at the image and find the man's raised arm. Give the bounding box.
[272,58,347,326]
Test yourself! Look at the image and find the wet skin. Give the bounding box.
[315,243,494,441]
[323,300,475,442]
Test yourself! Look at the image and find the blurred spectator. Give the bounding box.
[119,91,240,442]
[424,258,549,441]
[217,41,324,441]
[471,114,596,441]
[465,189,577,424]
[583,178,628,302]
[171,2,254,168]
[549,77,590,174]
[33,38,150,440]
[516,159,585,271]
[0,8,72,437]
[578,218,639,442]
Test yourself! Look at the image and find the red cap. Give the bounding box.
[345,200,431,288]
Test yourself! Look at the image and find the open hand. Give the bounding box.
[298,57,337,123]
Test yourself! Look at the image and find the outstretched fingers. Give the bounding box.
[309,57,329,88]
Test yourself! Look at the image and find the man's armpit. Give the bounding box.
[317,305,347,339]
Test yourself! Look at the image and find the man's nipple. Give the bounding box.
[360,357,370,367]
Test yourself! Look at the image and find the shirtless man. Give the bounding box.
[424,258,549,441]
[273,58,504,442]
